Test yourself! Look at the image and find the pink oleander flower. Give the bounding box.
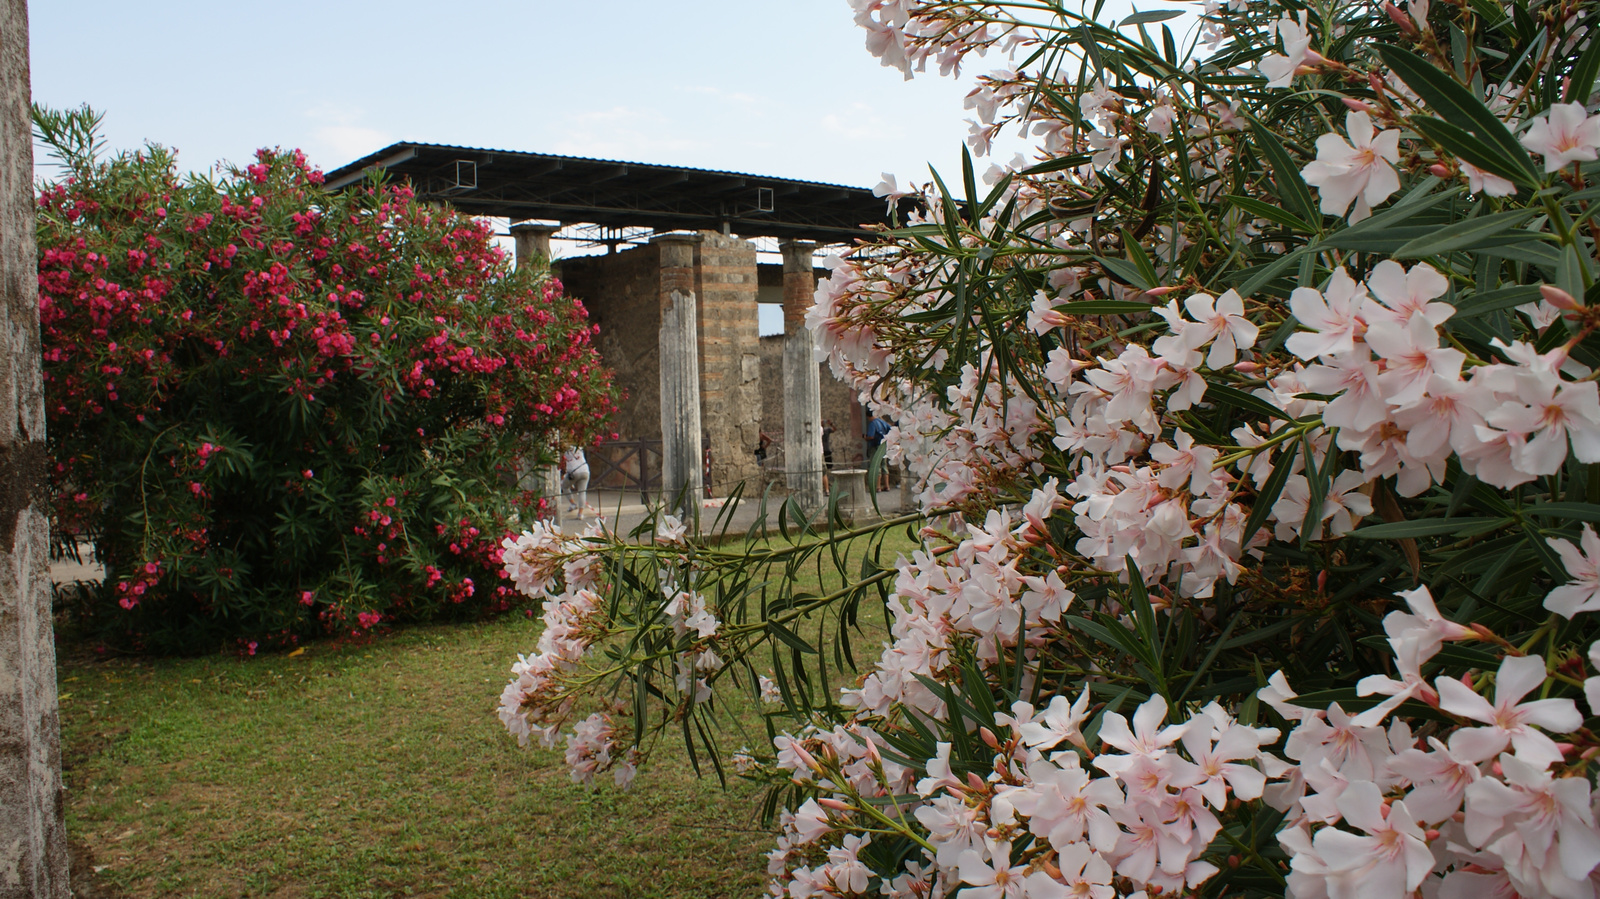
[1285,267,1368,360]
[1545,524,1600,618]
[1025,845,1115,899]
[1435,654,1581,767]
[1463,753,1600,894]
[1308,782,1435,898]
[956,839,1030,899]
[1520,102,1600,173]
[1301,111,1402,222]
[1460,159,1516,197]
[1259,12,1321,89]
[1181,289,1258,369]
[1015,688,1092,750]
[1364,260,1453,328]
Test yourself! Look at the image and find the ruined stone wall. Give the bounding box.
[557,246,662,442]
[694,233,763,493]
[758,334,865,470]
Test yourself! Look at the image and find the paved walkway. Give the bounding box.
[48,486,917,586]
[552,486,913,539]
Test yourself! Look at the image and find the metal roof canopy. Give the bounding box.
[323,142,898,243]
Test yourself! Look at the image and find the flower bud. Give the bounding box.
[1342,98,1375,113]
[789,743,821,773]
[1428,164,1451,178]
[979,726,1000,749]
[817,797,853,812]
[1541,284,1583,311]
[1385,1,1419,35]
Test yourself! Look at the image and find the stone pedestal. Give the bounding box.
[831,469,877,525]
[779,240,823,518]
[656,234,704,520]
[510,222,559,270]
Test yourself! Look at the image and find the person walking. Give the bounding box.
[863,414,892,492]
[562,445,592,518]
[821,419,836,493]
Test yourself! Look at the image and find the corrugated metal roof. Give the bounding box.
[323,141,901,243]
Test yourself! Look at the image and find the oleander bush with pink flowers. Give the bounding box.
[494,2,1600,897]
[35,106,616,654]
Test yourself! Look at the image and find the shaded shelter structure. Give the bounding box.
[326,142,899,515]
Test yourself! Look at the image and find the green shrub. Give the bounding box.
[36,106,616,654]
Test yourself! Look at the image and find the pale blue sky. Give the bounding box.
[29,1,993,189]
[28,1,1154,334]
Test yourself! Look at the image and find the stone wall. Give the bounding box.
[558,245,662,443]
[556,232,766,497]
[694,233,763,492]
[759,334,865,470]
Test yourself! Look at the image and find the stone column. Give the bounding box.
[780,240,824,517]
[510,222,559,270]
[511,223,561,526]
[655,234,703,520]
[0,0,70,894]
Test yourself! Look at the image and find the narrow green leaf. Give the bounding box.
[1449,285,1540,317]
[1020,153,1093,176]
[1348,518,1507,539]
[1319,225,1441,254]
[1055,299,1156,315]
[1225,195,1315,232]
[1411,116,1538,189]
[1376,45,1540,186]
[1236,247,1307,297]
[1476,241,1562,266]
[1096,255,1158,290]
[1119,9,1184,25]
[768,621,818,655]
[1299,433,1330,548]
[1121,227,1161,288]
[1525,502,1600,523]
[1249,121,1320,226]
[1240,440,1299,548]
[1524,523,1569,578]
[1392,210,1533,258]
[1205,383,1292,421]
[1568,23,1600,103]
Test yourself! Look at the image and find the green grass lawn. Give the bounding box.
[59,526,918,898]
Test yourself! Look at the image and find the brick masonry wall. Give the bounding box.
[694,233,763,493]
[556,245,663,442]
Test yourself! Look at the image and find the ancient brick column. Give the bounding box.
[0,0,71,893]
[780,240,823,517]
[655,234,703,519]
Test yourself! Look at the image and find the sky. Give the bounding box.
[29,1,997,191]
[27,1,1146,334]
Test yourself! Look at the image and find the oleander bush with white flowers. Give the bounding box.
[496,1,1600,896]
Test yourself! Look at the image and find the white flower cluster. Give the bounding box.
[496,520,639,786]
[1266,590,1599,899]
[844,484,1072,719]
